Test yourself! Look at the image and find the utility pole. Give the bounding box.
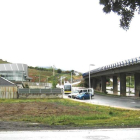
[71,72,72,84]
[89,64,95,102]
[61,76,62,86]
[39,71,41,86]
[52,65,56,76]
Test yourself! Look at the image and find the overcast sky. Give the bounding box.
[0,0,140,73]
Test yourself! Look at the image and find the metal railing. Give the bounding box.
[18,88,62,94]
[83,56,140,77]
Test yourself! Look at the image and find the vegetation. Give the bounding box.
[73,79,86,87]
[100,0,140,30]
[0,98,140,127]
[57,69,62,74]
[0,59,10,64]
[28,66,82,86]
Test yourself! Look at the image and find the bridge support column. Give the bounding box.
[96,79,101,91]
[101,76,106,93]
[134,73,140,97]
[113,76,118,94]
[92,78,97,90]
[120,73,126,96]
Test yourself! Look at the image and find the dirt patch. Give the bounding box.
[0,102,88,119]
[0,102,99,131]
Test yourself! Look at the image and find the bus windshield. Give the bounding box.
[64,85,71,91]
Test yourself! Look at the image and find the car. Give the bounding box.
[76,92,92,100]
[68,90,79,99]
[77,88,94,97]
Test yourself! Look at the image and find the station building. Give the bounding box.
[0,63,32,82]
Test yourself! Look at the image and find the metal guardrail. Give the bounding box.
[83,56,140,77]
[18,88,62,94]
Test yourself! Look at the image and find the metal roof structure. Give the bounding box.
[0,77,16,86]
[0,63,28,73]
[83,56,140,77]
[0,63,31,81]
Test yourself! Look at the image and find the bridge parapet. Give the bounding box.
[83,56,140,77]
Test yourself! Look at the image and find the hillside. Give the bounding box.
[0,59,10,64]
[28,66,82,86]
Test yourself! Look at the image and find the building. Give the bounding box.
[0,63,32,82]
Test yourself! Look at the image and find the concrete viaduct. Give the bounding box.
[83,57,140,97]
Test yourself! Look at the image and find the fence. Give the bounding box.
[18,88,63,99]
[0,86,18,99]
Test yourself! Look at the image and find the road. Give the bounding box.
[64,93,140,110]
[0,128,140,140]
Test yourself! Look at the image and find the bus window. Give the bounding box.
[64,84,72,94]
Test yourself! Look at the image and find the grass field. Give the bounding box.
[0,98,140,128]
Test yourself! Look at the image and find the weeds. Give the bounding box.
[0,99,140,127]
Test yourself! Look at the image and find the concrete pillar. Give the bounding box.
[120,73,126,96]
[92,78,97,90]
[101,76,106,93]
[113,76,118,94]
[96,81,101,91]
[134,73,140,97]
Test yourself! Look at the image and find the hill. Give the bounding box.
[0,59,10,64]
[28,66,82,87]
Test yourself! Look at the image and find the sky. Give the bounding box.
[0,0,140,73]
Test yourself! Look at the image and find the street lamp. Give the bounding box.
[89,64,95,102]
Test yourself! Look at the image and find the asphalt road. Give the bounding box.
[0,128,140,140]
[65,93,140,110]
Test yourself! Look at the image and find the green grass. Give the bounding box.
[0,98,140,128]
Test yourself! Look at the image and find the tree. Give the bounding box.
[52,76,57,88]
[100,0,140,30]
[57,69,62,73]
[71,70,75,75]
